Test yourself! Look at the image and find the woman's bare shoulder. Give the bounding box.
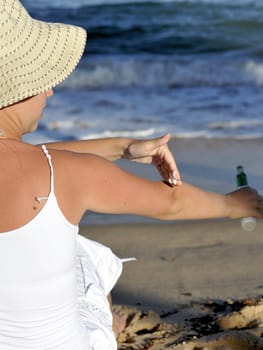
[47,145,170,219]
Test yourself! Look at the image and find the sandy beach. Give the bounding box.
[80,138,263,349]
[82,137,263,226]
[80,220,263,349]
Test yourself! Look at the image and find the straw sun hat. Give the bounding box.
[0,0,87,109]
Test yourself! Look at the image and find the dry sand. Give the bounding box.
[80,138,263,349]
[80,220,263,349]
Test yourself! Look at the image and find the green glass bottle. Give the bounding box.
[236,165,248,187]
[236,165,256,231]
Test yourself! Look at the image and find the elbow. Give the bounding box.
[154,192,183,221]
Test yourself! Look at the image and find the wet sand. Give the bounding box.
[80,137,263,349]
[82,137,263,226]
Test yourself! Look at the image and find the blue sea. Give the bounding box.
[22,0,263,144]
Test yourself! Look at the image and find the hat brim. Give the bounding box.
[0,0,87,109]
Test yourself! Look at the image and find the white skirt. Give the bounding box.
[76,235,123,350]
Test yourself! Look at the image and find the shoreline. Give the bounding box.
[162,137,263,194]
[79,137,263,349]
[119,137,263,192]
[81,137,263,226]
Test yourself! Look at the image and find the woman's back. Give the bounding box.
[0,140,52,231]
[0,142,86,349]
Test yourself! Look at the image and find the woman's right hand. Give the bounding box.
[226,186,263,219]
[124,133,182,186]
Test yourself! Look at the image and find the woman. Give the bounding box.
[0,1,262,350]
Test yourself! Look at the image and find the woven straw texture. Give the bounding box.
[0,0,87,108]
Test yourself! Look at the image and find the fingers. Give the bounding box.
[160,161,182,186]
[246,192,263,217]
[155,133,171,146]
[168,159,182,186]
[157,135,182,186]
[126,134,182,185]
[255,193,263,217]
[169,171,182,186]
[230,187,263,218]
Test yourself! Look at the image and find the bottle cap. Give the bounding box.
[237,165,244,173]
[241,217,256,232]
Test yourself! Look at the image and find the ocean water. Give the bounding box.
[22,0,263,144]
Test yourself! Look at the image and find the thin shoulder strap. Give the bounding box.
[41,144,54,194]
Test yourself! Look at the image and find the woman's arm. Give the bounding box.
[45,137,131,161]
[44,134,181,186]
[52,149,263,224]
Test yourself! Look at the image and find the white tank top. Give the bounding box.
[0,145,87,349]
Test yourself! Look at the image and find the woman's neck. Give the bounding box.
[0,129,21,141]
[0,110,23,141]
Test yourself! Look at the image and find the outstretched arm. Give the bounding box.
[51,149,263,224]
[44,134,181,186]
